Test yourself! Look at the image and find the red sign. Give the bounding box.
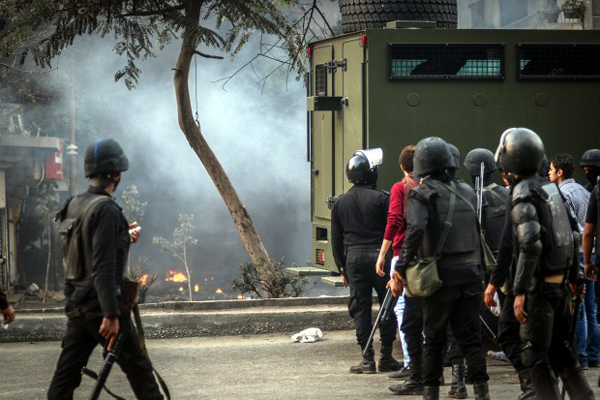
[45,140,64,180]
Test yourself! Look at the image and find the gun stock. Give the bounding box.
[88,335,124,400]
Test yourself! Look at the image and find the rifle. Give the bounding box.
[363,288,398,356]
[475,162,485,225]
[561,280,584,400]
[84,335,126,400]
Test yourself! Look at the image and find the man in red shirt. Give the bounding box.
[375,145,421,392]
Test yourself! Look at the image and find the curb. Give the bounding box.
[1,297,355,342]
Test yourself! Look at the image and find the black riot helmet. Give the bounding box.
[538,153,549,178]
[464,148,497,177]
[413,137,454,180]
[447,143,461,170]
[84,139,129,178]
[346,148,383,186]
[580,149,600,168]
[495,128,545,177]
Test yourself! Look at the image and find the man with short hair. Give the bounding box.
[375,145,419,386]
[549,153,599,368]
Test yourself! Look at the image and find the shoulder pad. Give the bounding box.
[511,201,537,224]
[512,177,539,203]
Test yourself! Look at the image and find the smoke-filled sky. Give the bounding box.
[42,16,333,290]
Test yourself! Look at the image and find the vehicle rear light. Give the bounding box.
[315,249,325,265]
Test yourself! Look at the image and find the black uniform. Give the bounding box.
[481,183,509,254]
[509,175,594,400]
[331,185,396,352]
[398,177,489,387]
[48,186,163,400]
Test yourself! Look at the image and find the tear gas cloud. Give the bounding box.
[47,30,322,292]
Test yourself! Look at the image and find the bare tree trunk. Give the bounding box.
[174,1,273,296]
[43,228,51,303]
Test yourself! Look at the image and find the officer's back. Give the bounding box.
[332,185,388,247]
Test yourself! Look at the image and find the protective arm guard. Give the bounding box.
[511,202,543,295]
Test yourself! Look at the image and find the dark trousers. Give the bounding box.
[47,307,163,400]
[402,296,424,382]
[422,282,489,386]
[520,284,580,384]
[346,247,396,350]
[498,293,527,373]
[446,325,465,365]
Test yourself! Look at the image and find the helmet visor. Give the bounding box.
[355,148,383,169]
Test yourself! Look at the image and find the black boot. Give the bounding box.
[423,386,440,400]
[561,368,595,400]
[349,349,376,374]
[517,369,536,400]
[379,345,402,372]
[448,364,467,399]
[389,379,424,395]
[473,383,490,400]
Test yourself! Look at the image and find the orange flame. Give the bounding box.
[178,286,184,293]
[194,284,200,292]
[139,274,149,286]
[165,270,188,283]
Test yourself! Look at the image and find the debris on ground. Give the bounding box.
[291,327,323,343]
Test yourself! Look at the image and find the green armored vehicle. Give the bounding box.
[301,19,600,284]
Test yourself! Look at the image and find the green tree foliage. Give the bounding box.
[0,0,306,89]
[231,259,313,299]
[153,214,198,301]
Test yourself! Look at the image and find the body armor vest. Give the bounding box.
[57,193,130,289]
[512,177,574,275]
[482,184,509,252]
[418,179,481,268]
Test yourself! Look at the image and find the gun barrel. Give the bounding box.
[363,289,393,356]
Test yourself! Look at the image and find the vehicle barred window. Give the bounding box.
[389,43,504,80]
[518,44,600,80]
[315,64,327,96]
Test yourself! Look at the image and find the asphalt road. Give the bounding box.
[2,330,600,399]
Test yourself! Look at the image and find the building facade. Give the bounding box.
[459,0,599,30]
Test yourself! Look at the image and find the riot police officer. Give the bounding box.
[48,139,164,399]
[495,128,594,400]
[582,149,600,386]
[580,149,600,192]
[464,148,508,254]
[331,149,401,374]
[447,143,461,180]
[389,137,490,400]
